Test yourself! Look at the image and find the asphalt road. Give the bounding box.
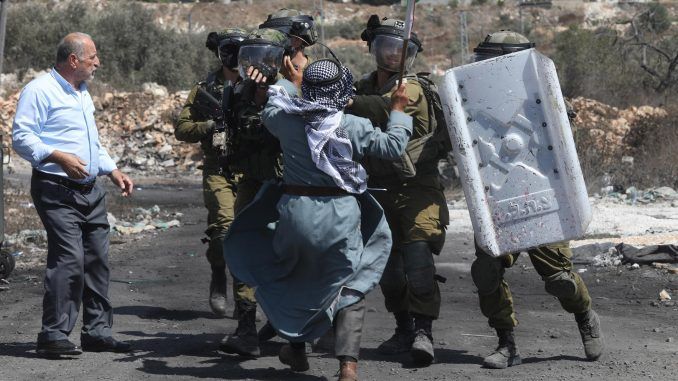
[1,178,677,381]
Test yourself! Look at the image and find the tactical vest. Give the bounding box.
[361,73,452,181]
[193,72,281,180]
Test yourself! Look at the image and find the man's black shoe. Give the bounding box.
[36,339,82,357]
[81,336,132,353]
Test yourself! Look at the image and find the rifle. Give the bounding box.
[194,82,235,172]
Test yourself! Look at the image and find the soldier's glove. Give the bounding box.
[204,120,217,136]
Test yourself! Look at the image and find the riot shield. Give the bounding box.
[439,49,590,257]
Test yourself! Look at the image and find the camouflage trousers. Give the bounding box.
[472,241,592,329]
[374,179,449,319]
[203,172,260,305]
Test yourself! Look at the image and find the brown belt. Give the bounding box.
[33,169,96,194]
[282,184,350,197]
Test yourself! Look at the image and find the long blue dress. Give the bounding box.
[224,79,413,342]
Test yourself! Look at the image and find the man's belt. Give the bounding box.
[282,184,350,197]
[33,169,96,193]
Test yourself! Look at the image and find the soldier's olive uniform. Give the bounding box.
[349,73,449,319]
[472,241,592,329]
[176,70,236,272]
[469,30,604,368]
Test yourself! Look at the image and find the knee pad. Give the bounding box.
[543,271,578,298]
[402,241,437,297]
[471,256,504,296]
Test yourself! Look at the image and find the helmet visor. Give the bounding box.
[370,34,419,73]
[238,44,285,80]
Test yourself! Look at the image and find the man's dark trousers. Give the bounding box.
[31,174,113,343]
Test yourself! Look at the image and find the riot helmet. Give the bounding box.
[360,15,423,73]
[206,28,249,69]
[237,28,288,84]
[260,8,318,48]
[473,30,535,62]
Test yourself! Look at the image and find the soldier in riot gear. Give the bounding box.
[346,15,450,367]
[176,28,286,357]
[215,28,289,358]
[175,28,248,319]
[470,30,604,369]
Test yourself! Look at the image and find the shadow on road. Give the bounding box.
[522,354,584,364]
[0,342,78,360]
[138,358,329,380]
[359,347,483,367]
[113,330,228,361]
[114,305,221,321]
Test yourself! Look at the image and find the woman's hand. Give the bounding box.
[281,56,303,88]
[390,82,409,112]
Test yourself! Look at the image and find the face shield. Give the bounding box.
[237,42,285,82]
[370,34,419,73]
[218,36,245,69]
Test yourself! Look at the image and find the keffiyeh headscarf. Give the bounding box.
[267,59,368,194]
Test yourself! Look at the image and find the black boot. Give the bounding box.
[219,305,260,357]
[209,265,227,317]
[377,311,415,355]
[483,328,521,369]
[411,313,434,366]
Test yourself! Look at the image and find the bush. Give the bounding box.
[324,18,365,40]
[552,26,651,107]
[5,1,215,92]
[621,108,678,189]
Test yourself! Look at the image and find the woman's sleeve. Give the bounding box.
[262,79,300,137]
[346,111,412,161]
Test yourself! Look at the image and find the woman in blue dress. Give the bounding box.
[224,57,412,381]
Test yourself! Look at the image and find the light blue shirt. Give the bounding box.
[12,68,117,183]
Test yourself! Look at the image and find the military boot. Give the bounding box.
[257,321,278,343]
[483,328,521,369]
[278,343,309,372]
[377,312,415,354]
[575,309,604,360]
[219,307,260,357]
[209,265,227,317]
[411,314,434,366]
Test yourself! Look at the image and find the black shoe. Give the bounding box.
[81,336,132,353]
[36,339,82,357]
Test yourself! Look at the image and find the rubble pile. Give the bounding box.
[108,204,182,235]
[570,97,668,166]
[0,87,670,178]
[0,83,201,176]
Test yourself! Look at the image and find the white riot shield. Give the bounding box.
[439,48,591,257]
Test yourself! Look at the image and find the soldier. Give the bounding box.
[346,15,450,366]
[255,9,320,345]
[215,28,291,358]
[175,28,285,357]
[175,28,248,319]
[470,30,604,369]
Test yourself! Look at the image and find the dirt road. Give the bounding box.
[1,176,677,381]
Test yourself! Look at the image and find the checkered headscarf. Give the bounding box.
[267,60,366,194]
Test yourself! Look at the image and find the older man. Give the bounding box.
[13,32,134,357]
